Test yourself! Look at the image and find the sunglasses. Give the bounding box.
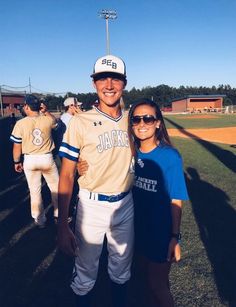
[131,115,157,125]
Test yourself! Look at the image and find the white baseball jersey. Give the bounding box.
[10,115,56,154]
[60,112,73,128]
[59,107,134,194]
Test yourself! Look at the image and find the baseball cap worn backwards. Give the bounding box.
[64,97,78,107]
[91,55,126,80]
[24,95,40,107]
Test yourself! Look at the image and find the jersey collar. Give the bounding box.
[94,106,123,122]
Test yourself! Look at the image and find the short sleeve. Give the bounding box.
[58,117,81,161]
[10,122,22,144]
[167,153,189,200]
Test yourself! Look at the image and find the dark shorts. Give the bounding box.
[135,232,170,263]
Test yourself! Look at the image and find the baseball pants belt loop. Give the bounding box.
[89,192,98,201]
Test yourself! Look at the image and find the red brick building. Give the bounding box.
[171,95,225,113]
[0,92,26,116]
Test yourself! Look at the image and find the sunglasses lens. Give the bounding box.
[131,115,157,125]
[131,116,141,125]
[143,116,156,124]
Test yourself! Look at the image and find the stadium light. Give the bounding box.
[98,9,117,54]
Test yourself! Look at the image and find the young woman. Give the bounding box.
[128,98,189,307]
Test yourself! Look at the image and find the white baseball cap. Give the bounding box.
[64,97,78,107]
[91,55,126,78]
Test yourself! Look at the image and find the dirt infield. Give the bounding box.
[168,127,236,145]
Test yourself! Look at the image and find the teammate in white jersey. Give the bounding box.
[60,97,81,128]
[58,55,134,307]
[53,96,82,156]
[10,95,59,227]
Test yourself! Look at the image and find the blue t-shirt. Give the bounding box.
[133,144,189,262]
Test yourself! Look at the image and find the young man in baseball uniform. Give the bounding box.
[57,55,134,307]
[10,95,59,228]
[60,97,81,128]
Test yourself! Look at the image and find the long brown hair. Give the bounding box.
[128,98,172,156]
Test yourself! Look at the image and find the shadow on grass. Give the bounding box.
[0,118,19,190]
[165,117,236,173]
[186,167,236,306]
[0,176,134,307]
[0,173,75,307]
[0,136,18,190]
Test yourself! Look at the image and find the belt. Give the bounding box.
[92,191,130,202]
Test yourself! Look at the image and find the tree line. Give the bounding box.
[44,84,236,111]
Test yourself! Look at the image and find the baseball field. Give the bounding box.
[0,113,235,306]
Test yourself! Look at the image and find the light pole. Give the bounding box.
[98,9,117,55]
[29,77,32,93]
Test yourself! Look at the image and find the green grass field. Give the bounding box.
[164,113,236,129]
[0,120,235,306]
[168,137,236,306]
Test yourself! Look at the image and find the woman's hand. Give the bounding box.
[14,162,23,173]
[77,159,89,176]
[167,238,181,263]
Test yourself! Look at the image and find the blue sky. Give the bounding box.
[0,0,235,95]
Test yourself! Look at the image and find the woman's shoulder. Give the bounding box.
[160,144,182,160]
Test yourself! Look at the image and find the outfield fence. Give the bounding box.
[163,105,236,115]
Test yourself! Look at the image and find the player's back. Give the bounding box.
[11,115,55,154]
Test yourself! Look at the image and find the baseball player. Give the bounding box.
[60,97,82,127]
[59,97,82,218]
[57,55,134,307]
[10,95,59,227]
[53,97,82,157]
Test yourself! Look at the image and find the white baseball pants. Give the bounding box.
[71,189,134,296]
[23,153,59,224]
